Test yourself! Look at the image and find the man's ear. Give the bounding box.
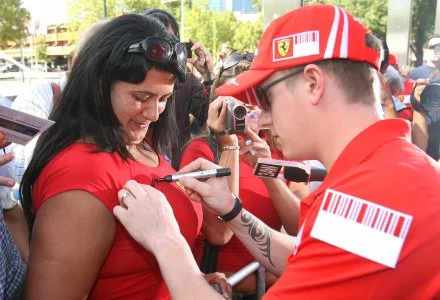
[303,64,325,105]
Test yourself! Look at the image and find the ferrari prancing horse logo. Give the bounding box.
[277,40,290,57]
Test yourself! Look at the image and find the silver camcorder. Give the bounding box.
[224,99,247,134]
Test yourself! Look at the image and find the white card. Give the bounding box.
[310,189,412,268]
[0,105,54,145]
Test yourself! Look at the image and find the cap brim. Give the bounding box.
[215,69,275,106]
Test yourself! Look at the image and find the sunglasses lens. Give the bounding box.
[174,43,188,69]
[144,38,172,61]
[222,53,242,70]
[255,86,270,111]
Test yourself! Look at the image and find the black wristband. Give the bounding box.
[209,129,227,136]
[217,193,243,223]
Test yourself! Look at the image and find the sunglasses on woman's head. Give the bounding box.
[127,37,187,72]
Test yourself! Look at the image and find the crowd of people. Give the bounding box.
[0,3,439,299]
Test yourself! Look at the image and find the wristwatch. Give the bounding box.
[217,193,243,223]
[1,190,20,210]
[1,183,20,210]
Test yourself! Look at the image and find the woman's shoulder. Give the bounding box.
[33,143,130,212]
[43,143,127,179]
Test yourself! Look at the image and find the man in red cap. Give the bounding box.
[112,4,440,299]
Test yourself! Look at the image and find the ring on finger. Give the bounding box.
[121,191,132,206]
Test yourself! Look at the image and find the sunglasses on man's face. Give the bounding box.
[255,67,305,111]
[127,37,187,72]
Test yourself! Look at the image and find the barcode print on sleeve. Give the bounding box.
[311,189,413,268]
[323,189,411,240]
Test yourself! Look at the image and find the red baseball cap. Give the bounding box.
[216,4,382,106]
[389,53,398,66]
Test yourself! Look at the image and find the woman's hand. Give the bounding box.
[238,126,271,167]
[187,39,215,80]
[114,180,181,254]
[203,272,232,299]
[413,78,429,102]
[207,97,228,132]
[0,132,15,187]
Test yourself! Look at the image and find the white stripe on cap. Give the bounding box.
[324,5,340,59]
[339,7,349,58]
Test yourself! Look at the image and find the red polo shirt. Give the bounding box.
[265,119,440,299]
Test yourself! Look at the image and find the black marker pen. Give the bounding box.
[156,168,231,183]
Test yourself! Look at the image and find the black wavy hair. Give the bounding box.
[142,8,180,40]
[21,14,185,226]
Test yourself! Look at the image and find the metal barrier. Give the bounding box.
[228,261,266,300]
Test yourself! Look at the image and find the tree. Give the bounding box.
[0,0,30,48]
[231,15,263,53]
[411,0,436,66]
[66,0,164,44]
[183,0,262,57]
[35,37,48,62]
[184,0,238,55]
[251,0,262,12]
[310,0,388,38]
[66,0,263,58]
[309,0,437,67]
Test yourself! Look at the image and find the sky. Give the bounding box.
[21,0,68,33]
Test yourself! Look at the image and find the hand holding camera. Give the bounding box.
[411,78,440,113]
[185,38,215,80]
[238,126,272,167]
[208,97,247,135]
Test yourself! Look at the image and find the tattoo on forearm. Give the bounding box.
[241,211,275,267]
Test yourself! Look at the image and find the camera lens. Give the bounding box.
[233,105,247,119]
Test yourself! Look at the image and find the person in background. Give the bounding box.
[411,77,440,162]
[382,65,412,119]
[113,5,440,299]
[389,53,416,120]
[0,132,26,300]
[0,19,109,222]
[180,53,299,297]
[214,43,231,75]
[143,8,213,169]
[409,35,440,80]
[20,14,230,299]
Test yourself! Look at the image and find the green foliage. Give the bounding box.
[251,0,262,12]
[66,0,263,58]
[310,0,388,38]
[411,0,436,66]
[231,15,263,53]
[35,37,48,61]
[309,0,436,66]
[66,0,165,43]
[0,0,30,47]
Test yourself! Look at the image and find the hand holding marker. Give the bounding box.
[155,167,231,183]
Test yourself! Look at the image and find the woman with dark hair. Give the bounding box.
[20,14,217,299]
